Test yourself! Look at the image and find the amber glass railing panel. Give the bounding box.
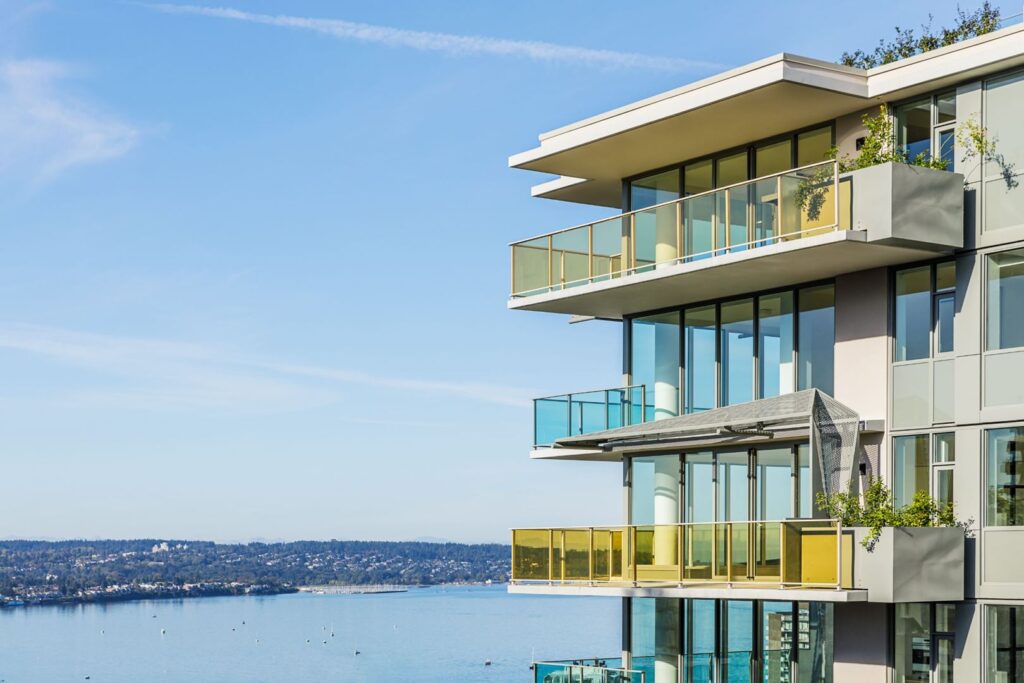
[511,520,848,589]
[512,529,552,581]
[560,529,591,581]
[753,521,782,581]
[633,525,680,582]
[510,161,841,297]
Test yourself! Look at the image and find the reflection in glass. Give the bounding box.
[987,249,1024,350]
[936,293,954,354]
[796,602,833,683]
[758,292,794,399]
[936,91,956,124]
[896,266,932,361]
[895,603,931,683]
[685,452,713,523]
[756,139,792,177]
[897,98,932,160]
[684,160,714,195]
[632,313,680,421]
[986,604,1024,682]
[894,435,930,508]
[797,127,833,166]
[685,306,717,413]
[987,427,1024,526]
[797,285,835,395]
[721,299,754,406]
[762,602,793,683]
[756,447,793,521]
[721,601,753,683]
[630,169,679,210]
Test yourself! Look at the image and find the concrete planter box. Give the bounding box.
[847,162,964,250]
[851,527,965,603]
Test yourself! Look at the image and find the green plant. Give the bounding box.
[841,3,1001,69]
[815,477,968,551]
[798,106,949,220]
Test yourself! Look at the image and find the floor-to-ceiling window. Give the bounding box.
[685,305,717,413]
[721,299,755,406]
[630,283,836,417]
[631,312,681,421]
[759,292,795,399]
[797,285,835,395]
[987,249,1024,352]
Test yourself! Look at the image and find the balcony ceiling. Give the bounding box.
[514,25,1024,207]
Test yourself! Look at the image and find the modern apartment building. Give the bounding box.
[507,21,1024,683]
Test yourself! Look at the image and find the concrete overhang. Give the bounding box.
[514,24,1024,208]
[508,230,949,319]
[508,583,868,603]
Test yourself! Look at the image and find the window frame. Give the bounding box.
[622,122,837,212]
[892,259,958,364]
[890,431,956,509]
[984,425,1024,528]
[624,280,836,416]
[893,90,957,165]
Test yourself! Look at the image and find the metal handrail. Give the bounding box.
[533,383,646,403]
[511,518,838,531]
[510,159,844,297]
[509,159,838,246]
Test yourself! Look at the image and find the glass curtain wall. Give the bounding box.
[797,285,836,395]
[633,284,835,417]
[685,306,717,414]
[721,299,755,406]
[631,313,681,421]
[896,266,932,361]
[630,170,681,269]
[759,292,795,399]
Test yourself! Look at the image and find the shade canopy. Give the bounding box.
[555,389,861,496]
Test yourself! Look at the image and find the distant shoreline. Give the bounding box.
[0,581,503,610]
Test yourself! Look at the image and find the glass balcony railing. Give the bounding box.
[511,520,854,589]
[533,658,646,683]
[534,385,649,446]
[511,160,848,298]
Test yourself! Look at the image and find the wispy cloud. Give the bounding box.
[0,59,138,184]
[0,323,530,412]
[144,3,719,72]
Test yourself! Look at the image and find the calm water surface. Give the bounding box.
[0,585,618,682]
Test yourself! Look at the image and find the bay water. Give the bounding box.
[0,585,619,682]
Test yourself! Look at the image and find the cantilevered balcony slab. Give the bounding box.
[509,163,963,319]
[508,583,869,603]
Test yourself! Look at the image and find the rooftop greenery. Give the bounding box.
[841,2,1002,69]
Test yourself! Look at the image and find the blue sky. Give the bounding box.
[0,0,1007,542]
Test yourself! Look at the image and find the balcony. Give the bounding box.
[510,522,966,602]
[534,385,649,447]
[512,520,852,590]
[533,658,647,683]
[509,162,963,318]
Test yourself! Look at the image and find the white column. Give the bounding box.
[653,458,680,683]
[653,323,679,421]
[654,205,677,268]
